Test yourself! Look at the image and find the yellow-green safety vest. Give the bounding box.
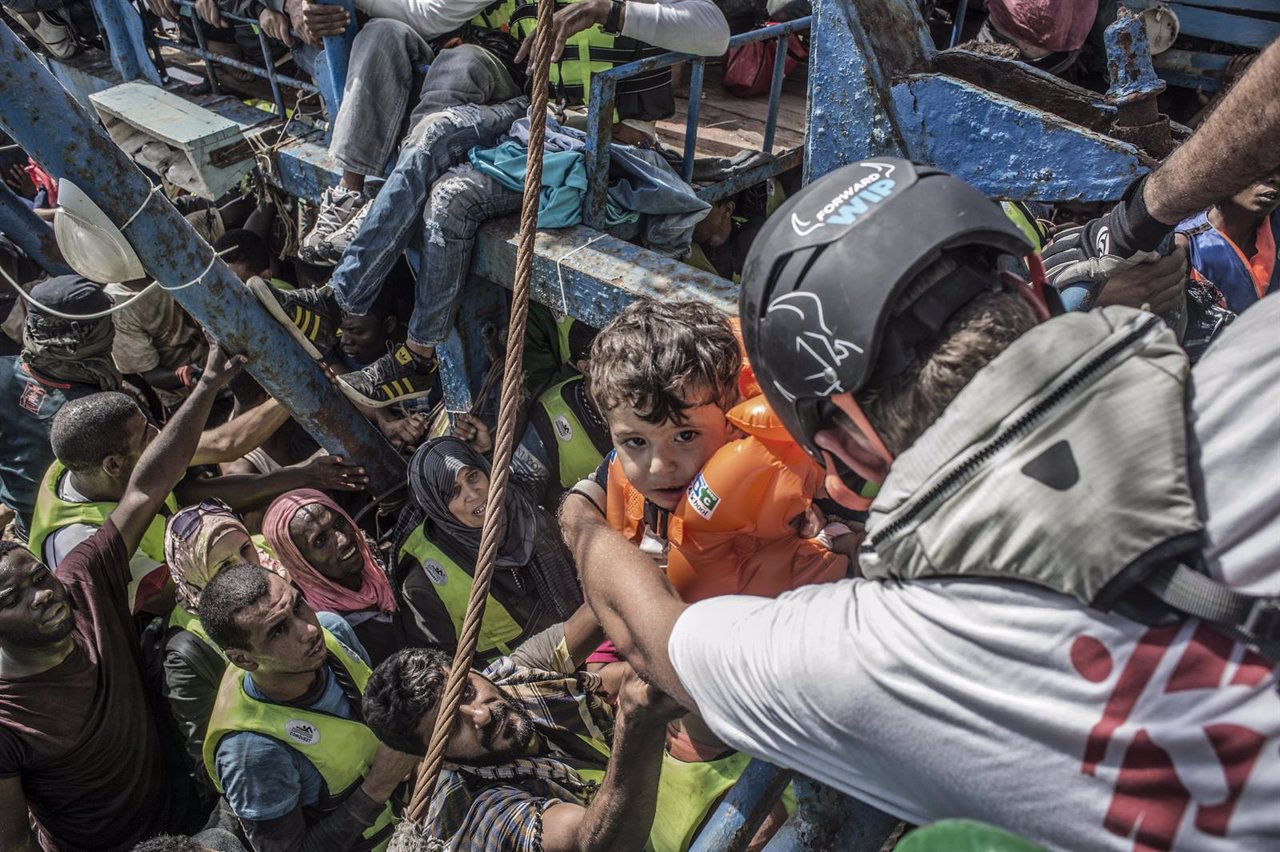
[648,751,796,852]
[555,315,575,367]
[29,459,178,609]
[510,0,672,121]
[1001,201,1050,253]
[203,628,394,852]
[168,605,226,660]
[534,377,606,489]
[398,526,525,656]
[471,0,517,31]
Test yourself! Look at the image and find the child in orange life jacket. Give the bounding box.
[569,298,849,614]
[1175,170,1280,359]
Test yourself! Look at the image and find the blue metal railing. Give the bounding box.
[84,0,353,123]
[582,17,811,229]
[147,0,328,120]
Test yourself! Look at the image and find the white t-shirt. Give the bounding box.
[355,0,729,56]
[669,294,1280,851]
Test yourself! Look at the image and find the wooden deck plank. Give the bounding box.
[655,63,808,159]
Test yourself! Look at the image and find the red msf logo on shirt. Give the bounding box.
[18,382,46,415]
[1072,623,1273,851]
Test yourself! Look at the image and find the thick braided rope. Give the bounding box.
[405,0,558,823]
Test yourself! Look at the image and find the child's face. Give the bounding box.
[1228,172,1280,216]
[606,400,736,511]
[339,314,389,366]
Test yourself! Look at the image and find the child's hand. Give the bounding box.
[823,519,866,575]
[795,504,825,538]
[452,413,493,454]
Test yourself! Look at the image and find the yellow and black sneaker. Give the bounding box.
[338,344,437,407]
[248,277,340,359]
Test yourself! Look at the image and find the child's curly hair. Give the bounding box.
[588,298,740,425]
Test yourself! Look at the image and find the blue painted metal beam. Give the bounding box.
[1120,1,1280,50]
[809,0,1157,200]
[688,760,792,852]
[276,134,343,202]
[0,185,72,277]
[470,218,737,325]
[805,0,919,181]
[1175,0,1277,10]
[0,26,405,494]
[318,0,357,119]
[435,278,509,414]
[45,52,121,110]
[764,776,901,852]
[890,75,1148,201]
[89,0,163,84]
[1153,49,1230,94]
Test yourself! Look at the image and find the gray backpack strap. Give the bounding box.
[1143,563,1280,663]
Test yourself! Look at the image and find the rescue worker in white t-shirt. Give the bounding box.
[559,37,1280,851]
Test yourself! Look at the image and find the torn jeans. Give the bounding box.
[328,96,529,345]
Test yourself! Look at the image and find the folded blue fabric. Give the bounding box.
[469,141,588,229]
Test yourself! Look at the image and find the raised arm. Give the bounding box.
[560,493,695,709]
[191,398,290,466]
[1145,38,1280,225]
[542,670,682,852]
[175,453,368,512]
[356,0,500,40]
[109,344,245,557]
[516,0,729,65]
[622,0,730,56]
[1043,38,1280,293]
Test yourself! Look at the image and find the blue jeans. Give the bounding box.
[329,96,529,345]
[409,165,523,346]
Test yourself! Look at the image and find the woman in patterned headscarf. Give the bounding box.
[162,499,289,779]
[391,437,583,665]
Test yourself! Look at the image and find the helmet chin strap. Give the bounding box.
[1007,252,1057,322]
[816,393,894,511]
[822,452,874,511]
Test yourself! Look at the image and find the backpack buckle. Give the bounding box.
[1243,598,1280,640]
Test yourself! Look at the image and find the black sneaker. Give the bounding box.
[338,344,437,408]
[299,186,369,266]
[248,278,340,359]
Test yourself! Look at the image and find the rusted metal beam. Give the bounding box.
[0,27,405,495]
[0,184,72,278]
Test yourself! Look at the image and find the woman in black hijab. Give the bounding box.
[392,437,583,662]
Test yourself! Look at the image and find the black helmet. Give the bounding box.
[739,158,1032,467]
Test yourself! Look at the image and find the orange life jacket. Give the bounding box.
[605,393,848,603]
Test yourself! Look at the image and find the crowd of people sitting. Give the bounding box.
[1,0,1278,848]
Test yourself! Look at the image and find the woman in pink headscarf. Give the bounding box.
[262,489,408,664]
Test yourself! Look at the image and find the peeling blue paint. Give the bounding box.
[0,27,405,494]
[0,185,73,277]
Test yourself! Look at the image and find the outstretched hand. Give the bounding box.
[617,666,684,725]
[1041,177,1173,309]
[513,0,610,65]
[452,413,493,454]
[199,342,248,391]
[296,453,369,492]
[195,0,226,29]
[258,7,293,45]
[1095,246,1187,316]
